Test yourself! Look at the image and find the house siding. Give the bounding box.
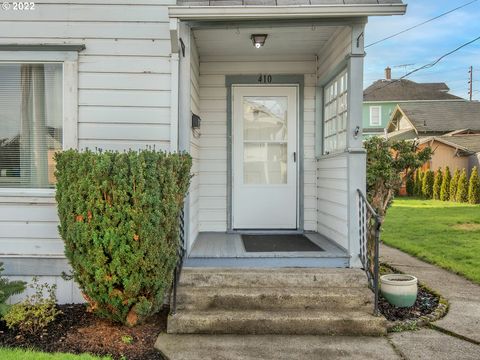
[197,59,318,232]
[0,0,175,303]
[316,154,348,250]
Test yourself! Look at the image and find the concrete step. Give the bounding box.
[176,286,373,311]
[167,309,387,336]
[180,268,368,289]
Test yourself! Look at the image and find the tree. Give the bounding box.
[414,170,423,196]
[422,169,434,199]
[433,168,443,200]
[365,137,432,275]
[406,174,415,196]
[440,166,451,201]
[456,168,468,203]
[468,166,480,204]
[450,169,460,201]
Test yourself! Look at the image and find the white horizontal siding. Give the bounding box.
[198,60,317,232]
[0,1,174,303]
[7,275,83,305]
[189,36,201,249]
[317,154,349,249]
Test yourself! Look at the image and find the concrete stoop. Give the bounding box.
[166,268,386,337]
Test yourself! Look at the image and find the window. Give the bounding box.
[369,106,381,126]
[323,70,348,154]
[0,63,63,188]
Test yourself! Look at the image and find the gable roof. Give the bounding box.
[178,0,403,5]
[419,134,480,154]
[393,101,480,134]
[363,79,462,101]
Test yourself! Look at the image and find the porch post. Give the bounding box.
[347,23,366,268]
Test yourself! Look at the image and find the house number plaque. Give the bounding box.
[257,74,273,84]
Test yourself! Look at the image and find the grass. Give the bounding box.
[0,348,110,360]
[382,198,480,285]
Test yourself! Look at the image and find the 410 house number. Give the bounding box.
[257,74,273,84]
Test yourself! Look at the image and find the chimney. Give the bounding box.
[385,67,392,80]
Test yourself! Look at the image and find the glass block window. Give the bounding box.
[0,63,63,188]
[323,70,348,154]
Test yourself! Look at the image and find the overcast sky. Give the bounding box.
[364,0,480,100]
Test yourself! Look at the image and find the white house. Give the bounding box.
[0,0,406,307]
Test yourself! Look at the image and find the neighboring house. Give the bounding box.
[0,0,407,308]
[363,67,462,137]
[387,101,480,173]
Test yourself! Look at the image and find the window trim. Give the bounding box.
[322,68,348,155]
[0,51,78,197]
[369,105,382,126]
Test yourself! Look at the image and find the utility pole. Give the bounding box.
[468,66,473,101]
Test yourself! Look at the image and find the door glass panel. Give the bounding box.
[244,143,287,184]
[243,96,287,141]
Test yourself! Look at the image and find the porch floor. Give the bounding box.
[185,232,350,268]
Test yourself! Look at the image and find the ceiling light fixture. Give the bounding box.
[251,34,268,49]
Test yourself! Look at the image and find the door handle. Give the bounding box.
[293,152,297,163]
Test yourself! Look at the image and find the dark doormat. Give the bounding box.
[242,234,324,252]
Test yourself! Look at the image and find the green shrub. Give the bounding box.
[422,169,434,199]
[468,166,480,204]
[440,166,451,201]
[3,277,61,335]
[456,169,469,203]
[405,174,415,196]
[450,169,460,201]
[0,263,26,317]
[414,170,423,196]
[432,168,443,200]
[55,149,192,326]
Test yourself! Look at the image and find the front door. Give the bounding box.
[232,86,298,229]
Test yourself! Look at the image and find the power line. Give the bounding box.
[365,0,479,48]
[364,35,480,97]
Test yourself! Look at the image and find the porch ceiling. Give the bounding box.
[193,25,340,59]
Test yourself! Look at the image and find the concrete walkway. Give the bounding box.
[381,244,480,344]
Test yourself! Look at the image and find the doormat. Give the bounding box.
[241,234,324,252]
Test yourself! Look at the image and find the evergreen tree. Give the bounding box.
[468,166,480,204]
[440,166,451,201]
[456,168,468,203]
[422,169,434,199]
[433,168,443,200]
[450,169,460,201]
[414,170,423,196]
[406,174,415,196]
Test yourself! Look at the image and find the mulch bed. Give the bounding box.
[379,286,440,321]
[0,304,168,360]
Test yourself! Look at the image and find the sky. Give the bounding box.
[364,0,480,100]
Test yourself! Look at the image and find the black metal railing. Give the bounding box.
[357,189,381,316]
[171,208,186,315]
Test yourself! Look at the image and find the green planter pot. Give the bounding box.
[380,274,418,308]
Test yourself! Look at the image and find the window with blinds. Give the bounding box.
[323,69,348,154]
[369,106,381,126]
[0,63,63,188]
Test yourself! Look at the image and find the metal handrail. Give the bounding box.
[357,189,381,316]
[171,208,186,315]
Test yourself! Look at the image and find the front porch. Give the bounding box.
[185,232,350,267]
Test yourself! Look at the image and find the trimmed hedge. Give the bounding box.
[55,149,191,325]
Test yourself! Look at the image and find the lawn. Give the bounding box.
[381,198,480,284]
[0,348,110,360]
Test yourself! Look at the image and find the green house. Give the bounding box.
[363,67,462,138]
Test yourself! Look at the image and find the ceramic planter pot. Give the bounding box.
[380,274,418,308]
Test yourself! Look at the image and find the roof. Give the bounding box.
[170,0,407,20]
[434,135,480,154]
[363,79,462,101]
[396,101,480,134]
[178,0,403,5]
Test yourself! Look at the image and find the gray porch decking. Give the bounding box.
[185,232,350,268]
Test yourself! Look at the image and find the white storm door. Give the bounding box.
[232,86,298,229]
